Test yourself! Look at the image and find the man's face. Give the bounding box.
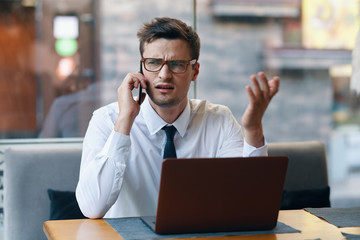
[142,38,199,110]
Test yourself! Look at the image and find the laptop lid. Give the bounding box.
[144,156,288,235]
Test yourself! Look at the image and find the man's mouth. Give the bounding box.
[155,84,174,90]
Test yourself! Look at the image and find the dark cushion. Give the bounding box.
[47,189,87,220]
[281,186,331,210]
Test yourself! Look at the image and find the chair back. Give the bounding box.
[268,141,330,209]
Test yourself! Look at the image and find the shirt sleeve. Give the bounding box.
[75,109,131,219]
[243,139,268,157]
[216,105,268,157]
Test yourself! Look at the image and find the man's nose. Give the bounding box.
[158,63,173,79]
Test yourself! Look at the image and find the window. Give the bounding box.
[0,0,360,229]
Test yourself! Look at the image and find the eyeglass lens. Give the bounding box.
[144,59,190,73]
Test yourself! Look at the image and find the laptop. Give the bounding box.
[141,156,289,234]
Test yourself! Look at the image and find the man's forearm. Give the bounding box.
[76,156,118,218]
[77,131,130,218]
[244,126,265,148]
[114,114,135,135]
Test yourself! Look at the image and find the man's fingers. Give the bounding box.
[125,72,147,91]
[269,76,280,98]
[246,85,255,103]
[250,72,280,100]
[258,72,270,96]
[250,74,262,96]
[136,73,148,89]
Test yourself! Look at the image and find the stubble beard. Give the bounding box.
[146,87,187,109]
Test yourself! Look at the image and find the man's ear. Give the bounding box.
[191,62,200,82]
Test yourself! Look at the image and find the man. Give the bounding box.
[76,17,279,219]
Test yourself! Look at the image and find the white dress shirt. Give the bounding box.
[76,96,267,219]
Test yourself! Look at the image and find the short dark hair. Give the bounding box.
[137,17,200,60]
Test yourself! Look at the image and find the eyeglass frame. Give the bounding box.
[140,58,197,74]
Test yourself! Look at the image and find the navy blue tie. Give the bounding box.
[163,126,177,159]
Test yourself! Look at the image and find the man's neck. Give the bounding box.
[149,98,188,124]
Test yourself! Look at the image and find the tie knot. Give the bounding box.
[163,125,177,141]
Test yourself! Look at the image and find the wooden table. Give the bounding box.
[44,209,360,240]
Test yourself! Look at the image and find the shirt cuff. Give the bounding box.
[243,139,268,157]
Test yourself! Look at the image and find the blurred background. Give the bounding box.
[1,0,360,237]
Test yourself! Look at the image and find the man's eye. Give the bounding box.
[171,61,186,67]
[147,59,162,65]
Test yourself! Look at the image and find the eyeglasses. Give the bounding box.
[141,58,197,74]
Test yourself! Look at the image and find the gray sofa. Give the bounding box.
[3,140,83,240]
[3,140,329,240]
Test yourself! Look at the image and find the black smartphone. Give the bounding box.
[138,61,143,105]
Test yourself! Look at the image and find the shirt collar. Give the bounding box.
[141,96,190,137]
